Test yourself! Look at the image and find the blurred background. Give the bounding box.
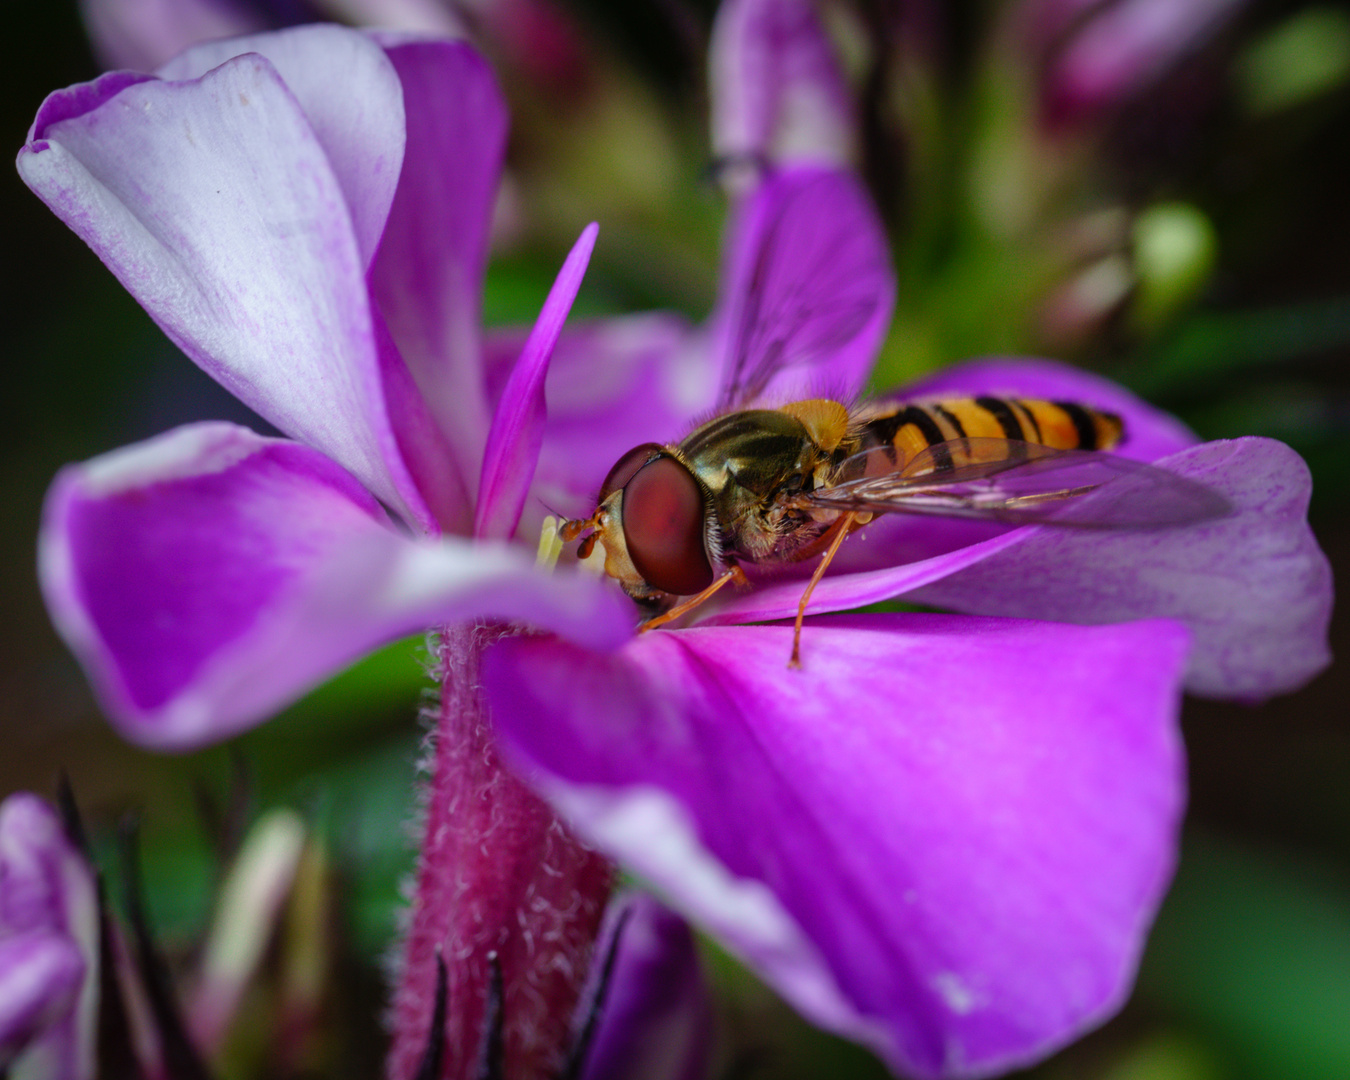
[2,1,1349,1077]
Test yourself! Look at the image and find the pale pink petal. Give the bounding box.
[0,795,100,1080]
[909,438,1333,700]
[18,50,437,531]
[79,0,263,72]
[319,0,463,35]
[0,934,86,1071]
[155,24,406,269]
[708,438,1330,701]
[1039,0,1250,126]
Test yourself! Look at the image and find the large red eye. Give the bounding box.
[598,443,665,503]
[622,456,714,595]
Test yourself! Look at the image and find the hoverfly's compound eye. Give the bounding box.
[599,443,666,503]
[621,455,714,596]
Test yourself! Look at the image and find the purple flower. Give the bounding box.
[17,21,1331,1080]
[476,350,1328,1075]
[0,794,99,1080]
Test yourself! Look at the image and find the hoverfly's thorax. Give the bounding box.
[679,410,817,496]
[677,407,845,563]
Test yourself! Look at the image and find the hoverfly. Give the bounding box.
[559,394,1230,667]
[559,169,1229,665]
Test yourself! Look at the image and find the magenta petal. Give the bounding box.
[578,893,712,1080]
[710,167,894,409]
[42,423,391,746]
[704,526,1034,627]
[41,423,635,749]
[896,356,1200,462]
[475,224,599,540]
[484,615,1189,1079]
[155,25,405,268]
[909,437,1333,700]
[372,312,473,534]
[371,39,508,496]
[483,312,702,521]
[1019,0,1111,51]
[709,0,855,172]
[18,52,434,532]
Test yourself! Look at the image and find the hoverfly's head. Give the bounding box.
[561,443,716,604]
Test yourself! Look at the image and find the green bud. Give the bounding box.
[1132,203,1217,334]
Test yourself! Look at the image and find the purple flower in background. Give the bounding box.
[0,794,99,1080]
[17,19,1332,1080]
[1017,0,1252,128]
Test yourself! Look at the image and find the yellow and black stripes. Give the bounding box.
[865,398,1124,470]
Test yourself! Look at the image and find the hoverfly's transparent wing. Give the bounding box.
[714,169,893,411]
[804,438,1232,528]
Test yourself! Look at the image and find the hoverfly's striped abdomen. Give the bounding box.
[866,398,1124,469]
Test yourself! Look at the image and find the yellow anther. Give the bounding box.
[536,516,565,570]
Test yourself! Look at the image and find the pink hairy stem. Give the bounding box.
[387,623,613,1080]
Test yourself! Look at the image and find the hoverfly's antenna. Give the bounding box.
[535,494,568,521]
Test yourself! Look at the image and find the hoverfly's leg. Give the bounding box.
[639,565,751,633]
[790,511,860,669]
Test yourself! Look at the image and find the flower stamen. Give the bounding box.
[536,516,565,570]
